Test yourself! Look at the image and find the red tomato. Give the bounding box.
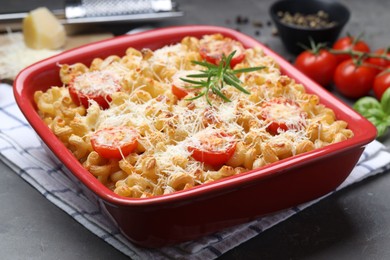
[188,130,236,167]
[295,49,338,86]
[199,38,245,67]
[367,48,390,70]
[68,71,121,109]
[90,126,138,159]
[171,70,200,99]
[332,36,370,63]
[172,84,188,99]
[260,98,307,135]
[373,69,390,100]
[334,60,377,99]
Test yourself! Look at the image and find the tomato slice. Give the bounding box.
[171,70,200,99]
[90,126,138,159]
[68,70,121,109]
[187,130,236,167]
[199,38,245,67]
[260,98,306,135]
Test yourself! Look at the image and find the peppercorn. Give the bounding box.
[277,10,337,29]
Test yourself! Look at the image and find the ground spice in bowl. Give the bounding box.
[278,10,337,29]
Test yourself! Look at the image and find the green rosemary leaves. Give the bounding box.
[180,51,265,105]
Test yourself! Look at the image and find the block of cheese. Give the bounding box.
[23,7,66,50]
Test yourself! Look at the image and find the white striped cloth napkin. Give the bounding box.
[1,82,390,259]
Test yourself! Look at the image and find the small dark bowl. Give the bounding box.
[270,0,350,54]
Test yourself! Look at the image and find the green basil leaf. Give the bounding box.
[356,107,385,120]
[353,96,381,114]
[366,108,388,119]
[376,123,389,137]
[364,116,384,137]
[380,88,390,114]
[366,116,382,126]
[385,115,390,126]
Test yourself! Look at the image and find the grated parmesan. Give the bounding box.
[0,32,60,80]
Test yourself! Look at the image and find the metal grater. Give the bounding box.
[0,0,182,29]
[65,0,181,23]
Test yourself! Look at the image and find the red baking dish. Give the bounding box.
[13,25,377,247]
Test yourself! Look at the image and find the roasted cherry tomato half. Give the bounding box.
[188,130,236,167]
[295,49,338,86]
[171,70,200,99]
[334,60,378,99]
[68,70,121,109]
[332,35,370,63]
[90,126,138,159]
[199,38,245,67]
[373,68,390,100]
[260,98,307,135]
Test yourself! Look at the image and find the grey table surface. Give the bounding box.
[1,0,390,259]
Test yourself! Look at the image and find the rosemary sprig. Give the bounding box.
[180,51,265,105]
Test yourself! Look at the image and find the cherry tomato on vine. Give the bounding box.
[367,48,390,70]
[199,38,245,67]
[90,126,138,159]
[295,49,338,86]
[332,35,370,63]
[187,130,236,167]
[260,98,307,135]
[68,70,121,109]
[373,68,390,100]
[333,60,377,99]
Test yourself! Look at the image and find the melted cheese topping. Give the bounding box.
[201,35,244,59]
[172,69,200,88]
[188,128,236,151]
[262,101,307,130]
[94,127,136,147]
[72,70,121,96]
[149,43,185,70]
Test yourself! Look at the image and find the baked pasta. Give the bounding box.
[34,34,354,198]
